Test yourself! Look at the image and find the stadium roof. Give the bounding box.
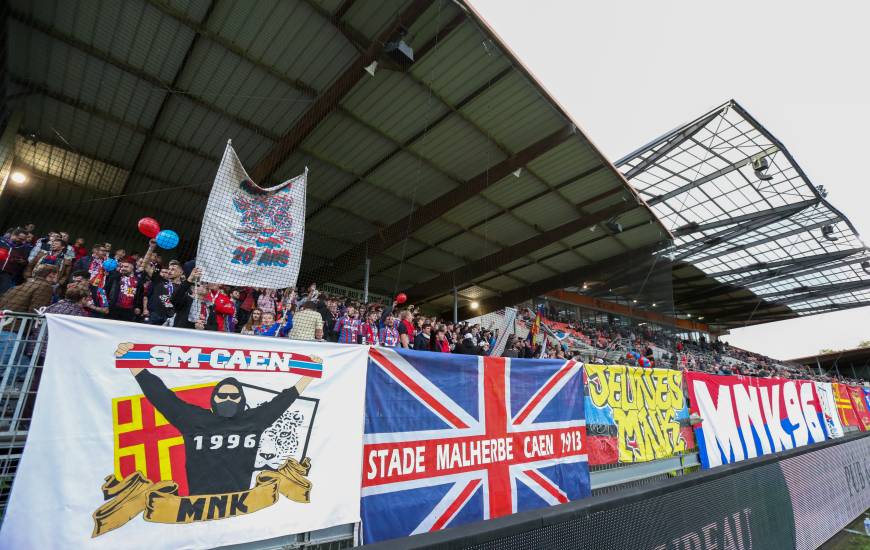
[614,100,870,328]
[790,346,870,377]
[2,0,669,307]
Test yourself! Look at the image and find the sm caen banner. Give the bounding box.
[584,365,695,464]
[1,316,368,549]
[686,372,828,469]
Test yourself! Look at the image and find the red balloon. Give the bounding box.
[0,248,8,263]
[396,292,407,304]
[138,217,161,238]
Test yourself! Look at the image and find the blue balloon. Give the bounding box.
[102,258,118,272]
[156,229,179,250]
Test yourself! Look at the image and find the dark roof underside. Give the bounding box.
[2,0,668,310]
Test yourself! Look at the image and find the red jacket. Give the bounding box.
[209,290,236,332]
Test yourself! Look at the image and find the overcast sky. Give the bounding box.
[469,0,870,360]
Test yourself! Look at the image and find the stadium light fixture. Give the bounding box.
[821,225,839,241]
[384,28,414,65]
[752,156,774,181]
[470,301,479,310]
[512,168,522,178]
[605,220,623,234]
[10,170,27,184]
[861,260,870,274]
[364,61,378,77]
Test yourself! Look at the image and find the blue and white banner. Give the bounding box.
[360,348,590,543]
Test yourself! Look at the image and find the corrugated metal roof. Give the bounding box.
[3,0,666,310]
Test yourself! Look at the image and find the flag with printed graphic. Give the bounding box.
[360,348,590,543]
[196,141,306,289]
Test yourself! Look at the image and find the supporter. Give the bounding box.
[104,258,145,322]
[334,306,362,344]
[432,325,450,353]
[397,310,414,348]
[0,264,58,313]
[170,267,202,329]
[204,283,236,333]
[26,237,70,283]
[72,238,88,261]
[43,285,90,317]
[73,243,108,288]
[253,311,291,337]
[360,311,379,345]
[414,323,432,351]
[0,228,34,294]
[456,332,480,355]
[144,260,184,326]
[288,301,323,341]
[317,297,337,341]
[379,311,399,347]
[257,288,277,315]
[28,231,59,260]
[241,308,263,335]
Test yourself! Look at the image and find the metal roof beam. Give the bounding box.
[621,108,722,180]
[311,125,576,283]
[413,11,467,62]
[689,216,840,265]
[442,242,664,318]
[775,280,870,306]
[8,9,278,141]
[146,0,318,95]
[250,0,434,182]
[646,145,779,206]
[745,252,870,289]
[672,198,820,237]
[673,199,821,262]
[363,166,613,287]
[675,248,865,306]
[403,200,633,301]
[306,65,513,220]
[103,0,217,231]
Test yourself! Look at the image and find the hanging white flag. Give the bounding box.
[196,141,306,289]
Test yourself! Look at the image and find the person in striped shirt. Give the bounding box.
[334,306,362,344]
[379,312,399,347]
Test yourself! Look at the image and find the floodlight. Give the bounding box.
[752,156,773,181]
[605,220,623,234]
[10,170,27,184]
[821,225,839,241]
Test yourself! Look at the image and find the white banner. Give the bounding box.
[1,315,368,549]
[815,381,845,438]
[196,142,306,289]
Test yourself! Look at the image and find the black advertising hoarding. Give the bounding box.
[781,435,870,550]
[365,434,870,550]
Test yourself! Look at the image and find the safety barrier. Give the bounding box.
[0,311,792,548]
[365,431,870,549]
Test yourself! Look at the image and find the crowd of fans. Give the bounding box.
[0,225,509,354]
[0,223,865,384]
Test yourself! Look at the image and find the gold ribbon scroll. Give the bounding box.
[92,458,312,537]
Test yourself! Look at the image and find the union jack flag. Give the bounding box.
[361,348,590,543]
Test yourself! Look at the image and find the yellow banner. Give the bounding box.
[586,365,690,462]
[93,458,312,537]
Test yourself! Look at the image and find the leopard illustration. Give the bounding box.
[254,408,306,469]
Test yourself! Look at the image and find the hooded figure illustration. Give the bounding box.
[130,369,310,495]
